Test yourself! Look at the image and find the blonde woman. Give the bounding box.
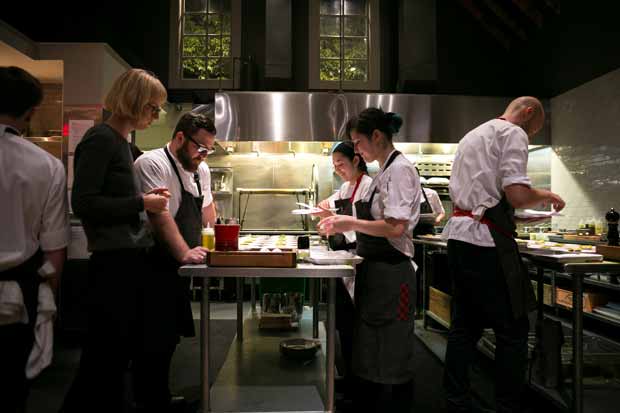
[61,69,169,413]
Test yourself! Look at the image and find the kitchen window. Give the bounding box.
[309,0,380,90]
[169,0,241,89]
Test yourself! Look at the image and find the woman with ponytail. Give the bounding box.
[319,108,421,412]
[313,138,372,403]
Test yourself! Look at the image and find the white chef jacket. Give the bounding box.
[326,174,373,244]
[441,118,531,247]
[419,187,446,224]
[0,124,70,271]
[366,150,421,258]
[134,143,213,218]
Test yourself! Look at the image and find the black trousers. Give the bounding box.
[353,376,414,413]
[132,345,177,412]
[0,323,34,413]
[60,248,150,413]
[443,240,529,413]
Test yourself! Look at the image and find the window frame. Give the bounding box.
[169,0,242,89]
[309,0,380,90]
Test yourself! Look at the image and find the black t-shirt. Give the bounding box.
[71,123,153,251]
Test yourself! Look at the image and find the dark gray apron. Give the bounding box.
[328,175,364,251]
[352,151,416,384]
[145,147,203,348]
[483,196,536,319]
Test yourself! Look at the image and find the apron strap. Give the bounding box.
[365,150,402,203]
[164,146,188,192]
[415,167,431,209]
[349,174,364,204]
[193,173,202,197]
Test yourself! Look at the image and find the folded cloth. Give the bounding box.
[0,280,56,378]
[26,282,56,379]
[0,281,28,325]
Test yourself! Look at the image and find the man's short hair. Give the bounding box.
[172,112,216,139]
[0,66,43,118]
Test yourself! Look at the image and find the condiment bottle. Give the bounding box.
[202,224,216,251]
[297,236,310,262]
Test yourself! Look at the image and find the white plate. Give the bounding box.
[306,251,364,265]
[291,208,323,215]
[515,209,563,219]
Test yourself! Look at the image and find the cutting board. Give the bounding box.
[207,251,297,267]
[595,245,620,261]
[562,234,602,242]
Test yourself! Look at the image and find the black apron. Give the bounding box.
[483,196,536,319]
[352,151,416,384]
[414,186,435,236]
[328,175,364,251]
[0,249,44,332]
[146,147,203,347]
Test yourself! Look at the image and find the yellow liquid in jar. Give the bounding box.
[203,233,215,251]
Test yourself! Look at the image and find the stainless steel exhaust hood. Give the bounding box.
[215,92,550,144]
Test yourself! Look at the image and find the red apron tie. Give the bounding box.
[452,206,515,239]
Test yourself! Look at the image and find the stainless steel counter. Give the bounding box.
[413,235,620,413]
[179,263,354,413]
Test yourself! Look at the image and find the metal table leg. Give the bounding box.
[200,277,211,412]
[422,244,428,329]
[251,277,257,315]
[313,278,319,339]
[572,273,583,413]
[326,278,336,413]
[537,266,544,323]
[237,277,244,341]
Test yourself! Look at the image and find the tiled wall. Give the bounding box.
[551,68,620,231]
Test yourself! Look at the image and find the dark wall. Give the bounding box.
[523,1,620,97]
[3,0,170,82]
[3,1,620,100]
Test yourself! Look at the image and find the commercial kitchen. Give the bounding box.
[2,1,620,413]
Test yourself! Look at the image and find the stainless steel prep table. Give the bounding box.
[414,236,620,413]
[179,263,355,413]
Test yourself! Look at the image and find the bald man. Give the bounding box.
[441,97,564,412]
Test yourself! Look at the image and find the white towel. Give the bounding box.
[26,283,56,379]
[0,280,56,379]
[0,281,28,325]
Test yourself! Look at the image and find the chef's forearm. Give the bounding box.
[203,202,217,228]
[352,218,407,238]
[435,212,445,224]
[148,212,190,262]
[505,184,551,209]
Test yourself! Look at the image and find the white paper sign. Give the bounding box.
[68,120,94,153]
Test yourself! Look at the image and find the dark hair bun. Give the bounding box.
[385,112,403,135]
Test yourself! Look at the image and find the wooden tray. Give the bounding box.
[207,251,297,267]
[596,245,620,261]
[562,234,602,242]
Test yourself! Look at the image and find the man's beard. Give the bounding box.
[177,140,200,172]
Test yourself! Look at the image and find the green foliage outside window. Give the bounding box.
[181,0,232,80]
[319,0,368,82]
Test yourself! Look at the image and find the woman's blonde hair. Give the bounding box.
[104,69,167,120]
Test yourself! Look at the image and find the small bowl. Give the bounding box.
[279,338,321,361]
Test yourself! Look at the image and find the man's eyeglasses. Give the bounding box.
[185,134,216,156]
[146,103,162,116]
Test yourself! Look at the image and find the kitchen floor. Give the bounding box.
[26,301,567,413]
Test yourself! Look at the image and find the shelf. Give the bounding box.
[213,191,233,196]
[426,310,450,329]
[529,380,571,411]
[585,311,620,327]
[536,270,620,292]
